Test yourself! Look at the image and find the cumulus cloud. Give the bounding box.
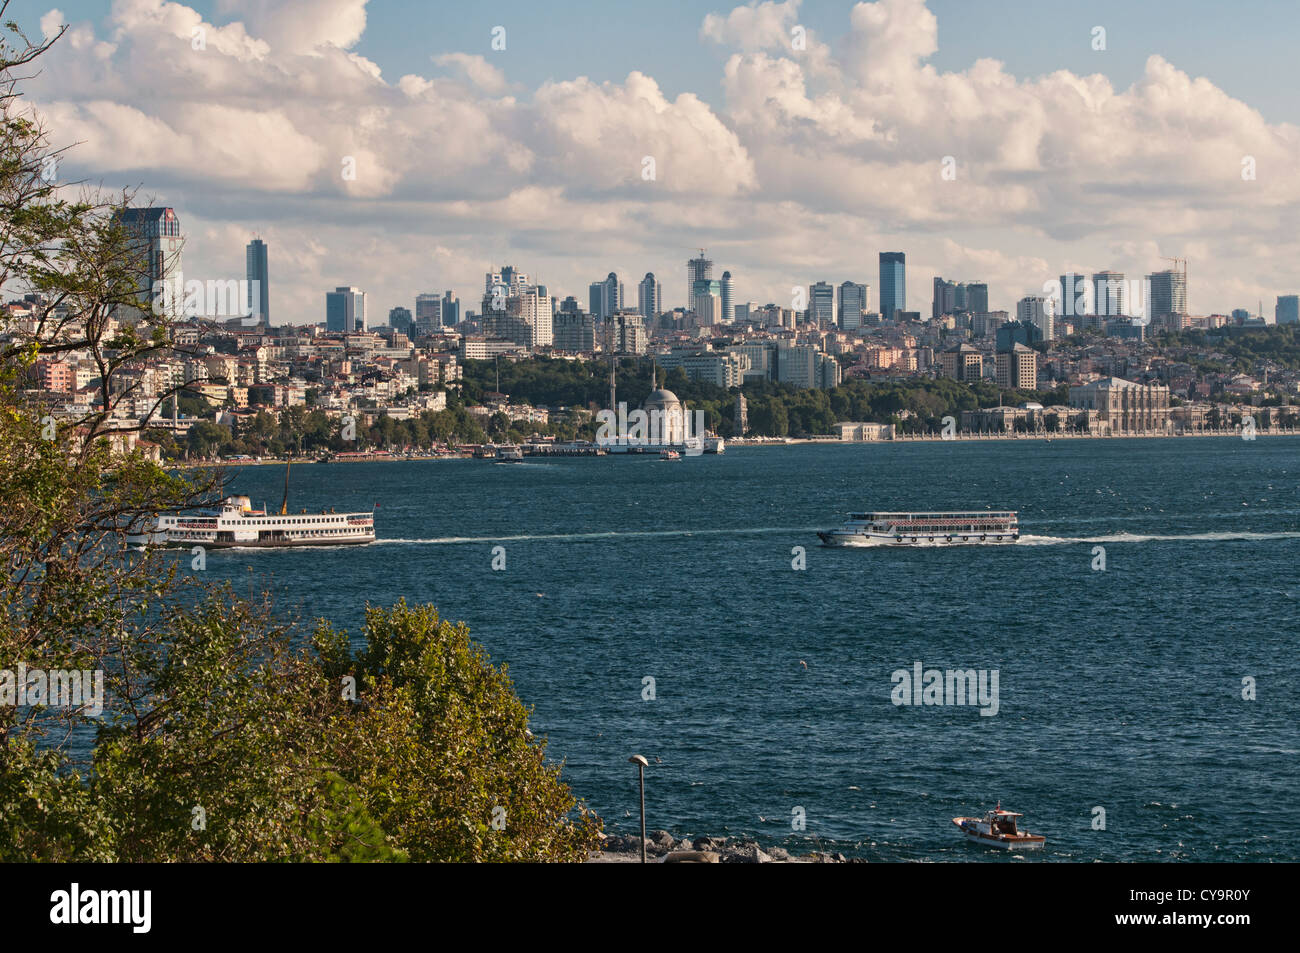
[15,0,1300,320]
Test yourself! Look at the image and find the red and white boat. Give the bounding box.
[952,804,1045,849]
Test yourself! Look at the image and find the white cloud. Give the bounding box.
[16,0,1300,321]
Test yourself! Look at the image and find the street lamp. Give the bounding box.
[628,755,649,863]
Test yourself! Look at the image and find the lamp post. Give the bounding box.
[628,755,648,863]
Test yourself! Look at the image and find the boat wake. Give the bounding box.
[372,526,821,545]
[1018,530,1300,545]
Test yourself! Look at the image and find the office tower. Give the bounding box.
[553,311,596,352]
[720,270,734,322]
[809,281,835,327]
[388,306,413,332]
[838,281,867,329]
[1231,308,1250,323]
[1092,271,1127,317]
[589,272,623,321]
[879,252,905,321]
[245,238,269,325]
[1146,269,1187,319]
[964,282,988,313]
[326,287,366,332]
[441,291,460,327]
[116,206,183,320]
[1275,295,1299,325]
[687,251,712,304]
[996,319,1042,351]
[560,296,580,313]
[638,272,661,321]
[932,277,957,319]
[1016,295,1055,341]
[995,343,1038,390]
[1058,272,1091,317]
[415,293,441,333]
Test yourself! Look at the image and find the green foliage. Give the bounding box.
[0,23,599,863]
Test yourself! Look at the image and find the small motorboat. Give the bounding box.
[659,449,682,461]
[952,803,1045,849]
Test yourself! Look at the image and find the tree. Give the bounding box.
[0,15,599,862]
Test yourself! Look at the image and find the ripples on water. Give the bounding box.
[209,437,1299,861]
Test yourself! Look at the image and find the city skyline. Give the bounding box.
[20,0,1300,323]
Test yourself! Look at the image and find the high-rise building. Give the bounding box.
[1146,269,1187,320]
[996,319,1042,350]
[388,306,413,332]
[245,238,269,325]
[415,294,441,333]
[838,281,867,329]
[879,252,905,321]
[964,282,988,313]
[326,287,366,332]
[116,206,183,320]
[1058,272,1092,317]
[441,291,460,327]
[932,277,957,319]
[995,342,1038,391]
[720,271,734,323]
[589,272,623,321]
[809,281,835,327]
[638,272,661,321]
[553,311,596,352]
[1016,295,1055,341]
[1093,271,1127,317]
[687,251,712,305]
[1275,295,1299,325]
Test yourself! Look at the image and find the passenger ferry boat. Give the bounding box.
[817,511,1019,547]
[953,804,1045,850]
[495,445,524,464]
[127,495,375,549]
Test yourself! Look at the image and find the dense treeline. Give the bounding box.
[463,358,1068,438]
[1158,325,1300,374]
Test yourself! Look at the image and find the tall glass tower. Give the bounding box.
[879,252,906,321]
[245,238,269,325]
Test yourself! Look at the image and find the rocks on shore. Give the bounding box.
[591,831,856,864]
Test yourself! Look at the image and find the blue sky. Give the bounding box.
[19,1,1300,322]
[43,0,1299,124]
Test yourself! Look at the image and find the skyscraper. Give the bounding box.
[415,294,441,333]
[1146,269,1187,319]
[116,206,183,320]
[687,251,712,304]
[838,281,867,329]
[1093,271,1127,317]
[441,291,460,327]
[589,272,623,321]
[1016,295,1055,342]
[879,252,905,321]
[244,238,269,325]
[932,277,957,319]
[1058,272,1091,317]
[1275,295,1299,325]
[326,287,366,332]
[809,281,835,327]
[720,270,734,323]
[388,306,412,332]
[638,272,661,321]
[964,282,988,314]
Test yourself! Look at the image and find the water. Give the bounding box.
[210,437,1300,861]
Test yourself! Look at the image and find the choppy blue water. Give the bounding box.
[212,437,1299,861]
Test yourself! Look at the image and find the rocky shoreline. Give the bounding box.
[589,830,859,863]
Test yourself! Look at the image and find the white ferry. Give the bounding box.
[127,496,375,549]
[953,804,1045,850]
[817,511,1019,547]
